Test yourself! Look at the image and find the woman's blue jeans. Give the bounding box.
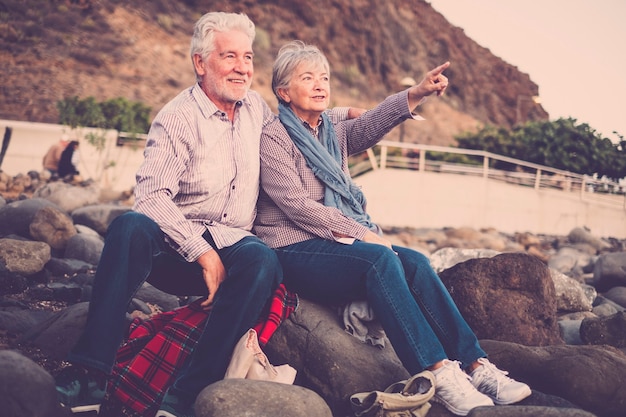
[275,238,485,373]
[68,211,282,401]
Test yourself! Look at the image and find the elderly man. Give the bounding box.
[54,12,353,417]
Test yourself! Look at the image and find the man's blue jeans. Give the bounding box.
[68,212,282,401]
[275,238,486,374]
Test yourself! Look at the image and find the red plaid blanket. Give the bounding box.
[108,283,298,415]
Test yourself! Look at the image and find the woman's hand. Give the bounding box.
[361,230,393,250]
[196,249,226,310]
[407,62,450,109]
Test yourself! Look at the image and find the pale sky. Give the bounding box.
[427,0,626,142]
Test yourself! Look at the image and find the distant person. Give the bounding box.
[254,41,532,416]
[42,134,69,176]
[57,140,80,180]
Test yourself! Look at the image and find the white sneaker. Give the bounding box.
[432,360,494,416]
[470,358,531,405]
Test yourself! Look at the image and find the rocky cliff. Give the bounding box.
[0,0,549,145]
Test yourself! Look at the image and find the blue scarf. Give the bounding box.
[278,103,376,231]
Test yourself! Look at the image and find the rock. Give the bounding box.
[603,286,626,308]
[391,226,448,250]
[63,233,104,265]
[195,379,332,417]
[438,252,563,345]
[71,204,132,236]
[0,350,68,417]
[593,252,626,292]
[28,206,77,250]
[43,257,94,277]
[580,311,626,348]
[413,227,450,244]
[32,181,100,213]
[515,232,543,248]
[0,262,29,294]
[480,339,626,417]
[0,197,60,238]
[46,282,83,303]
[557,320,583,345]
[0,238,51,275]
[1,184,626,417]
[467,405,597,417]
[135,282,182,312]
[548,246,593,281]
[74,223,103,237]
[568,227,611,252]
[265,299,409,417]
[20,302,90,360]
[549,269,594,313]
[592,295,625,317]
[429,247,500,274]
[0,309,53,335]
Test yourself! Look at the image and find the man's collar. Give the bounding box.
[193,83,249,118]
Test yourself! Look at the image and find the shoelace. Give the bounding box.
[436,361,474,398]
[476,360,513,395]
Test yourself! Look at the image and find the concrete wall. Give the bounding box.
[356,168,626,239]
[3,119,625,238]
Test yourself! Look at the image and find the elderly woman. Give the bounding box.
[254,41,531,416]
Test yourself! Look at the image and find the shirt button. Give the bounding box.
[223,213,227,218]
[232,185,236,190]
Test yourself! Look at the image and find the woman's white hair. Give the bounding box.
[190,12,256,82]
[272,40,330,104]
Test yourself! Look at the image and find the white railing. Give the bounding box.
[350,140,626,210]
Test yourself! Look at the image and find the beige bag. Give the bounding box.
[224,328,297,384]
[350,371,435,417]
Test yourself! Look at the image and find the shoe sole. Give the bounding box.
[155,411,178,417]
[492,386,532,405]
[70,404,101,413]
[432,396,471,416]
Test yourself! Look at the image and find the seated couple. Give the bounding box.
[55,11,530,417]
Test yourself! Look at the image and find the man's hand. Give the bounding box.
[196,249,226,309]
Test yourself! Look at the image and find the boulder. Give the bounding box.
[567,227,611,252]
[29,205,77,250]
[480,339,626,417]
[0,262,28,294]
[593,252,626,292]
[265,299,409,416]
[0,350,69,417]
[580,311,626,348]
[603,286,626,308]
[63,233,104,265]
[438,252,563,345]
[549,269,594,313]
[467,405,596,417]
[32,182,100,213]
[71,204,132,236]
[429,247,500,274]
[196,379,332,417]
[0,197,60,238]
[0,238,51,275]
[20,302,89,360]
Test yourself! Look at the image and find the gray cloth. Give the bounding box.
[342,300,386,348]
